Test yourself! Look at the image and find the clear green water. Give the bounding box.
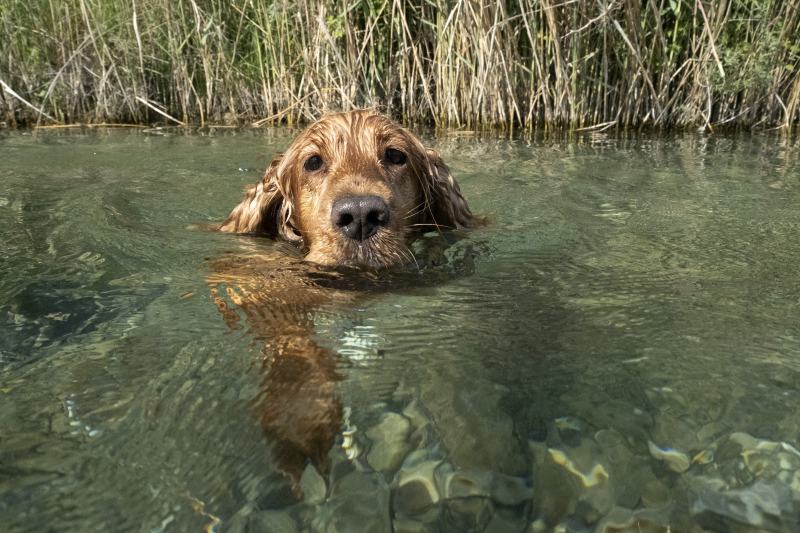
[2,129,799,531]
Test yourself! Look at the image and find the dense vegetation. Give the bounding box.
[1,0,798,130]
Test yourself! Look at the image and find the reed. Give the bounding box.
[1,0,798,131]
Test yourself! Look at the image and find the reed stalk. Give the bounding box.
[1,0,797,130]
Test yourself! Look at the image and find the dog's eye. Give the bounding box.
[304,155,324,172]
[384,148,407,165]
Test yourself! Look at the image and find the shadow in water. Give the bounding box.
[205,232,486,496]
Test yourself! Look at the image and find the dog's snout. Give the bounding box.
[331,195,390,241]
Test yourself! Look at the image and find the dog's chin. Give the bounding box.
[305,233,412,270]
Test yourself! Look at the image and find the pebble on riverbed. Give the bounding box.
[528,418,687,528]
[302,393,800,532]
[647,440,691,473]
[365,411,412,474]
[594,506,675,533]
[418,367,528,475]
[439,468,533,506]
[393,450,446,516]
[311,469,391,533]
[685,431,800,530]
[389,445,534,530]
[299,464,326,505]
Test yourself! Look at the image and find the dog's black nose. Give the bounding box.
[331,195,390,241]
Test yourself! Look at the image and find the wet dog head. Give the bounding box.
[220,110,476,268]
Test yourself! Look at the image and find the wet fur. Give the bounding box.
[219,109,476,268]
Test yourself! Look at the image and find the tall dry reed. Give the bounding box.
[1,0,798,130]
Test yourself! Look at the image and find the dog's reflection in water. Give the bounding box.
[210,110,478,496]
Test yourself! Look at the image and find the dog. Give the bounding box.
[219,109,476,268]
[210,110,478,496]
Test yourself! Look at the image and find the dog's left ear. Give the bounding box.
[419,149,476,231]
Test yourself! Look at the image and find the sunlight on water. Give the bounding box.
[2,129,800,531]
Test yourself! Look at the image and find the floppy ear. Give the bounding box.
[219,156,300,242]
[419,148,476,231]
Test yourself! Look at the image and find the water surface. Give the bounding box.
[2,128,800,531]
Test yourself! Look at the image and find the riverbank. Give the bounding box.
[2,0,798,130]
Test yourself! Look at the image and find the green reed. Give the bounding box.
[1,0,798,131]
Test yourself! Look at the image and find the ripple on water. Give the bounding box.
[2,131,800,531]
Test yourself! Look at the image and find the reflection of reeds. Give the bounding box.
[1,0,798,130]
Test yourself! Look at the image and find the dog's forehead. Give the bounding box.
[299,112,409,152]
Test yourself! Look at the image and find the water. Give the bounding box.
[2,128,799,531]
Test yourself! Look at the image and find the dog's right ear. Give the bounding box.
[219,156,299,242]
[418,148,477,231]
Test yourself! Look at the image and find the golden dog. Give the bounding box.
[211,110,477,496]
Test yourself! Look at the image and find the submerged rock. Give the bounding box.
[684,431,800,530]
[651,411,701,454]
[365,411,412,474]
[299,464,326,505]
[312,470,391,533]
[521,414,800,529]
[392,439,532,529]
[245,509,300,533]
[647,441,690,473]
[546,448,609,489]
[593,429,660,510]
[529,438,613,525]
[418,368,527,475]
[440,468,492,500]
[688,477,796,531]
[594,506,675,533]
[392,516,438,533]
[489,472,534,506]
[483,508,530,533]
[638,477,672,510]
[442,497,494,532]
[394,450,447,516]
[225,506,301,533]
[403,400,439,450]
[439,468,532,506]
[562,396,654,445]
[528,421,673,526]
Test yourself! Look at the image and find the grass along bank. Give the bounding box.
[1,0,799,131]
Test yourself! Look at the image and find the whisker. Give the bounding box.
[400,245,420,272]
[403,201,429,220]
[407,222,456,230]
